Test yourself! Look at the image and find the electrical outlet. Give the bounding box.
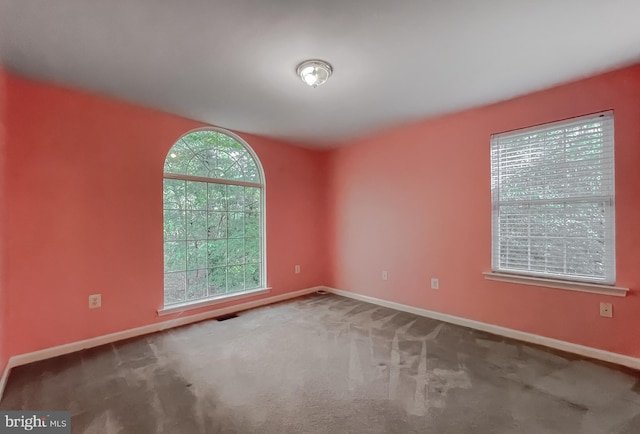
[431,278,439,290]
[382,271,388,281]
[599,302,613,318]
[295,265,301,274]
[89,294,102,309]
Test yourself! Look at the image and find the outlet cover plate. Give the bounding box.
[89,294,102,309]
[600,302,613,318]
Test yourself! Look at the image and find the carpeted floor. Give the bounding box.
[2,293,640,433]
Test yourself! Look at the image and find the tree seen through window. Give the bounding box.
[163,130,264,306]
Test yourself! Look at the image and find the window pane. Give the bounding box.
[163,140,192,174]
[216,134,244,153]
[227,238,244,265]
[163,179,185,209]
[186,210,207,240]
[237,153,259,183]
[164,241,186,272]
[245,237,260,264]
[210,149,238,179]
[186,269,207,300]
[183,132,217,154]
[223,160,244,180]
[245,187,260,211]
[164,272,186,304]
[165,131,261,184]
[245,212,260,238]
[228,212,244,238]
[245,263,261,289]
[227,265,244,292]
[187,241,207,270]
[186,181,208,210]
[185,155,211,178]
[208,184,227,211]
[164,209,186,241]
[207,239,227,267]
[227,185,244,211]
[208,267,227,295]
[207,212,227,239]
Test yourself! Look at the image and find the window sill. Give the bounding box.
[158,287,271,316]
[483,272,629,297]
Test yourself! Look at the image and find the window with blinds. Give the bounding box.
[490,111,615,284]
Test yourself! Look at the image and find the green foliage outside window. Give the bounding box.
[163,130,263,306]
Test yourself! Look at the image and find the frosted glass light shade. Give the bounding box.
[296,60,333,88]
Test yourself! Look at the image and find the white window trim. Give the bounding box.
[483,272,628,297]
[158,287,272,316]
[490,111,616,285]
[162,127,267,309]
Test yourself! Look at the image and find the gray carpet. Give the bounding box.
[2,294,639,433]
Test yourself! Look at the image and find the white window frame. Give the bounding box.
[488,111,623,294]
[159,128,268,315]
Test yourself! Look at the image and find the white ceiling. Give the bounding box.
[1,0,640,148]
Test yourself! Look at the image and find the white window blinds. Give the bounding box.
[490,111,615,283]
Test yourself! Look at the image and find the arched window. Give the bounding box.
[163,129,265,307]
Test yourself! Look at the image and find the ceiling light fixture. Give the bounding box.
[297,59,333,88]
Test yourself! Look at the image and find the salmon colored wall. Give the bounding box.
[0,67,7,375]
[3,73,328,356]
[328,65,640,358]
[3,64,640,364]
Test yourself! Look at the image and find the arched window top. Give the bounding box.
[165,129,263,184]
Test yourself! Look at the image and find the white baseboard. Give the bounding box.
[0,286,322,402]
[324,287,640,371]
[0,360,9,404]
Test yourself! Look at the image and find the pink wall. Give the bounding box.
[3,64,640,364]
[3,73,329,356]
[328,65,640,358]
[0,67,7,375]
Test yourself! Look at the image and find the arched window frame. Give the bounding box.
[160,127,267,313]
